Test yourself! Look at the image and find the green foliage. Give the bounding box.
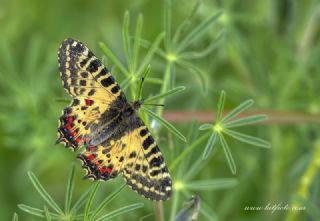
[1,0,319,221]
[199,91,270,174]
[12,213,18,221]
[18,166,143,221]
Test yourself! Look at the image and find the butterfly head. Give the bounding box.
[132,100,143,111]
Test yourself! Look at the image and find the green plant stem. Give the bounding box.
[162,110,320,124]
[65,164,75,214]
[12,213,18,221]
[285,139,320,221]
[154,202,164,221]
[169,191,180,221]
[156,62,172,116]
[84,182,101,221]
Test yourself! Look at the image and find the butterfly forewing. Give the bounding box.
[57,38,172,201]
[57,38,126,150]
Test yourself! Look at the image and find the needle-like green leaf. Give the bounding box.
[89,184,126,221]
[11,213,18,221]
[163,0,172,50]
[18,204,45,218]
[145,77,163,84]
[202,132,217,159]
[43,206,52,221]
[137,32,165,76]
[133,14,143,72]
[65,164,75,214]
[84,182,101,221]
[224,128,271,148]
[136,65,151,100]
[18,205,59,219]
[142,106,186,142]
[199,124,213,131]
[122,11,133,72]
[218,133,236,174]
[95,203,144,221]
[144,86,185,103]
[176,59,208,95]
[221,99,254,124]
[70,183,95,215]
[99,42,129,77]
[180,30,225,59]
[27,172,63,215]
[224,115,267,128]
[185,178,237,190]
[177,10,222,52]
[216,91,226,122]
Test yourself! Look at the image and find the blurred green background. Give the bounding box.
[0,0,320,220]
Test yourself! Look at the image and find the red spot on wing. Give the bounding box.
[95,162,100,166]
[88,155,94,160]
[99,167,104,173]
[66,124,72,130]
[85,99,93,106]
[89,146,95,152]
[68,116,73,123]
[76,137,81,143]
[106,168,112,173]
[72,131,77,136]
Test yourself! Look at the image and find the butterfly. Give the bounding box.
[56,38,172,201]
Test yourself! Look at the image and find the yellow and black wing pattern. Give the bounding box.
[57,38,125,150]
[57,38,172,201]
[78,117,172,201]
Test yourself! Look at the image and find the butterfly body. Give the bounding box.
[88,100,142,147]
[56,38,172,201]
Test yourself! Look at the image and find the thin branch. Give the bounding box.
[162,111,320,124]
[154,202,164,221]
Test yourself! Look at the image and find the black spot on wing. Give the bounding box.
[72,99,80,106]
[142,165,148,173]
[80,57,90,68]
[145,145,160,158]
[88,89,95,96]
[149,156,163,167]
[95,68,108,80]
[111,85,120,94]
[64,107,72,114]
[100,76,115,87]
[80,72,88,78]
[87,59,100,72]
[80,80,86,86]
[143,135,154,150]
[140,129,147,137]
[129,151,137,159]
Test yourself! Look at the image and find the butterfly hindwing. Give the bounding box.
[78,116,172,201]
[122,119,172,201]
[57,38,126,150]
